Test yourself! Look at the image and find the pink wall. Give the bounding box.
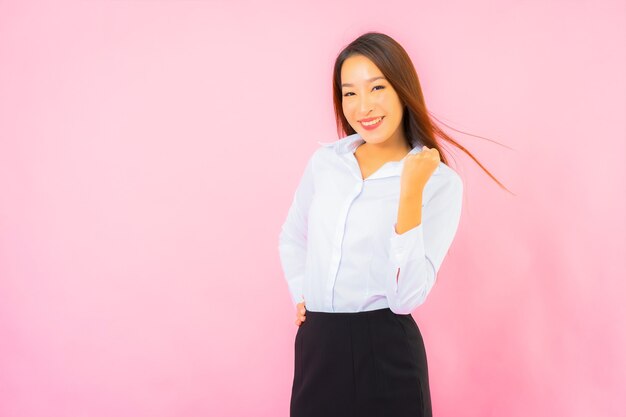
[1,1,624,416]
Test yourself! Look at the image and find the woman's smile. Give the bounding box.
[360,116,384,130]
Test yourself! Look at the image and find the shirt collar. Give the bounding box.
[317,132,423,158]
[317,133,427,180]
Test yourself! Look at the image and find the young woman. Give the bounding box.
[278,31,505,417]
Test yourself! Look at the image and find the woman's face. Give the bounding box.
[340,54,406,148]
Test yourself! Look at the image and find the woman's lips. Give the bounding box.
[360,116,384,131]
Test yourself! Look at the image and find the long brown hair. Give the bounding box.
[332,31,510,192]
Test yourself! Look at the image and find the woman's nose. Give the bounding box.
[359,96,373,113]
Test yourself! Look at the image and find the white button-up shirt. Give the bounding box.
[278,133,463,314]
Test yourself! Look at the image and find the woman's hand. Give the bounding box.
[295,301,306,326]
[400,145,440,197]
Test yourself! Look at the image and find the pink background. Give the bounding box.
[1,1,624,416]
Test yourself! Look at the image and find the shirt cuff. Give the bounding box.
[389,222,425,266]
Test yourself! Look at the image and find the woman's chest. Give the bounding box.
[309,164,401,237]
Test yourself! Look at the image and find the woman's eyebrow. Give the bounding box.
[341,76,386,88]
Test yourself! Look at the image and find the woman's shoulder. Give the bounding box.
[299,138,338,172]
[436,161,462,182]
[427,161,463,198]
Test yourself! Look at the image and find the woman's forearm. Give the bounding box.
[395,191,423,234]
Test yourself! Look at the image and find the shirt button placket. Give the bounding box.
[326,181,363,311]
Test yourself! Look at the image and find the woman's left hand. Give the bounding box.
[400,145,440,197]
[295,301,306,326]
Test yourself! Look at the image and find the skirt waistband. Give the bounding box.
[304,307,410,318]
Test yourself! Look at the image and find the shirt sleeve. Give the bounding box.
[278,153,315,307]
[385,171,463,314]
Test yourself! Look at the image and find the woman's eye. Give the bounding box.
[343,86,384,97]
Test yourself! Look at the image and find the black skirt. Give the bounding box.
[290,307,432,417]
